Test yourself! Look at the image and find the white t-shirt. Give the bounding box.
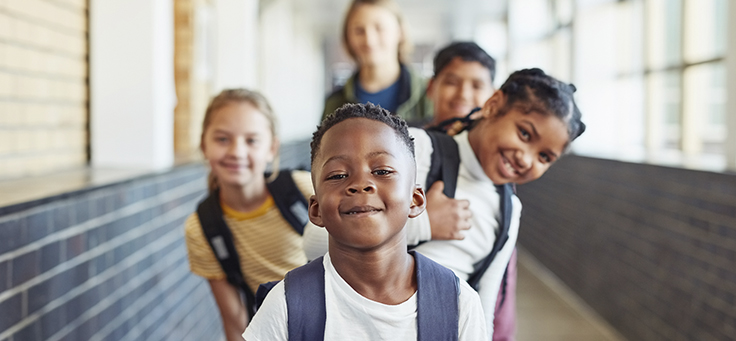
[243,253,488,341]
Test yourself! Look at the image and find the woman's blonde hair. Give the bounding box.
[201,89,280,192]
[342,0,413,64]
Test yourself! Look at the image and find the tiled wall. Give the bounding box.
[0,164,222,340]
[517,155,736,341]
[0,0,88,180]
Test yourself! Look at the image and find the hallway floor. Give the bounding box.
[516,249,626,341]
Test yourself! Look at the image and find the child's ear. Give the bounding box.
[308,195,325,227]
[408,185,426,218]
[481,90,506,119]
[266,138,279,163]
[426,77,436,98]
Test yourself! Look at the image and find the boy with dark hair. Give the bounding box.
[244,103,487,340]
[425,42,518,341]
[426,41,496,132]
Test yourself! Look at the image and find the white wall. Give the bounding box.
[259,0,324,143]
[213,0,259,90]
[90,0,175,170]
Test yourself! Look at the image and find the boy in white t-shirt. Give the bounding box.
[244,103,487,341]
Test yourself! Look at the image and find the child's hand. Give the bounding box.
[426,181,472,240]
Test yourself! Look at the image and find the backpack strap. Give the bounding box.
[426,107,481,135]
[466,183,513,290]
[266,170,309,235]
[284,256,326,341]
[413,250,460,341]
[196,189,257,318]
[425,130,460,198]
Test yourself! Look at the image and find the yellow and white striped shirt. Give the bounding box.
[184,170,313,293]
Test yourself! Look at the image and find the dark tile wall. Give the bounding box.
[517,155,736,341]
[0,164,223,340]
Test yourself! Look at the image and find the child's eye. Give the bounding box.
[540,153,551,163]
[373,169,393,176]
[519,128,531,140]
[326,173,347,181]
[246,138,259,145]
[215,137,229,143]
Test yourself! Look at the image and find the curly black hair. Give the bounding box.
[493,68,586,142]
[311,103,415,166]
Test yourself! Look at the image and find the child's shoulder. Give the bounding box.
[183,213,202,236]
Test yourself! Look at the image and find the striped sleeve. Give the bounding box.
[184,213,227,280]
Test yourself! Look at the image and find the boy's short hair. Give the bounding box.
[433,42,496,83]
[311,103,415,165]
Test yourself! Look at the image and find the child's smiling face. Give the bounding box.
[428,57,495,124]
[309,118,425,251]
[201,102,276,188]
[469,92,570,185]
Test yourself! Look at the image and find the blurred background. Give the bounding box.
[0,0,734,340]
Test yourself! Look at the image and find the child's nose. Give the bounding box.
[228,139,247,157]
[515,149,533,171]
[460,83,473,100]
[346,175,376,194]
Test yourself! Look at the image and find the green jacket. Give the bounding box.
[322,65,433,126]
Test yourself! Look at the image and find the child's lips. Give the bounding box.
[220,162,248,172]
[341,205,382,217]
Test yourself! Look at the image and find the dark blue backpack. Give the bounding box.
[256,250,460,341]
[196,170,309,319]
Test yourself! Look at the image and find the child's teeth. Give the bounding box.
[504,159,514,174]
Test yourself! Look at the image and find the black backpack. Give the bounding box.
[422,130,513,297]
[196,170,309,319]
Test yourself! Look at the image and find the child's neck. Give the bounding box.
[218,179,269,213]
[358,61,401,93]
[329,237,417,305]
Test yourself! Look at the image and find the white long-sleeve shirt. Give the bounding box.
[408,128,521,337]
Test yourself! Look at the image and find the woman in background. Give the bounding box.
[322,0,431,125]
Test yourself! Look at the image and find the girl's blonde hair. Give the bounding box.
[201,89,280,192]
[342,0,413,64]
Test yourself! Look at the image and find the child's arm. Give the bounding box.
[424,181,473,240]
[403,182,473,244]
[405,127,474,244]
[184,215,249,340]
[209,279,248,341]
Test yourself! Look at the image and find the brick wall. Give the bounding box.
[0,0,88,180]
[174,0,213,159]
[517,155,736,341]
[0,164,223,340]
